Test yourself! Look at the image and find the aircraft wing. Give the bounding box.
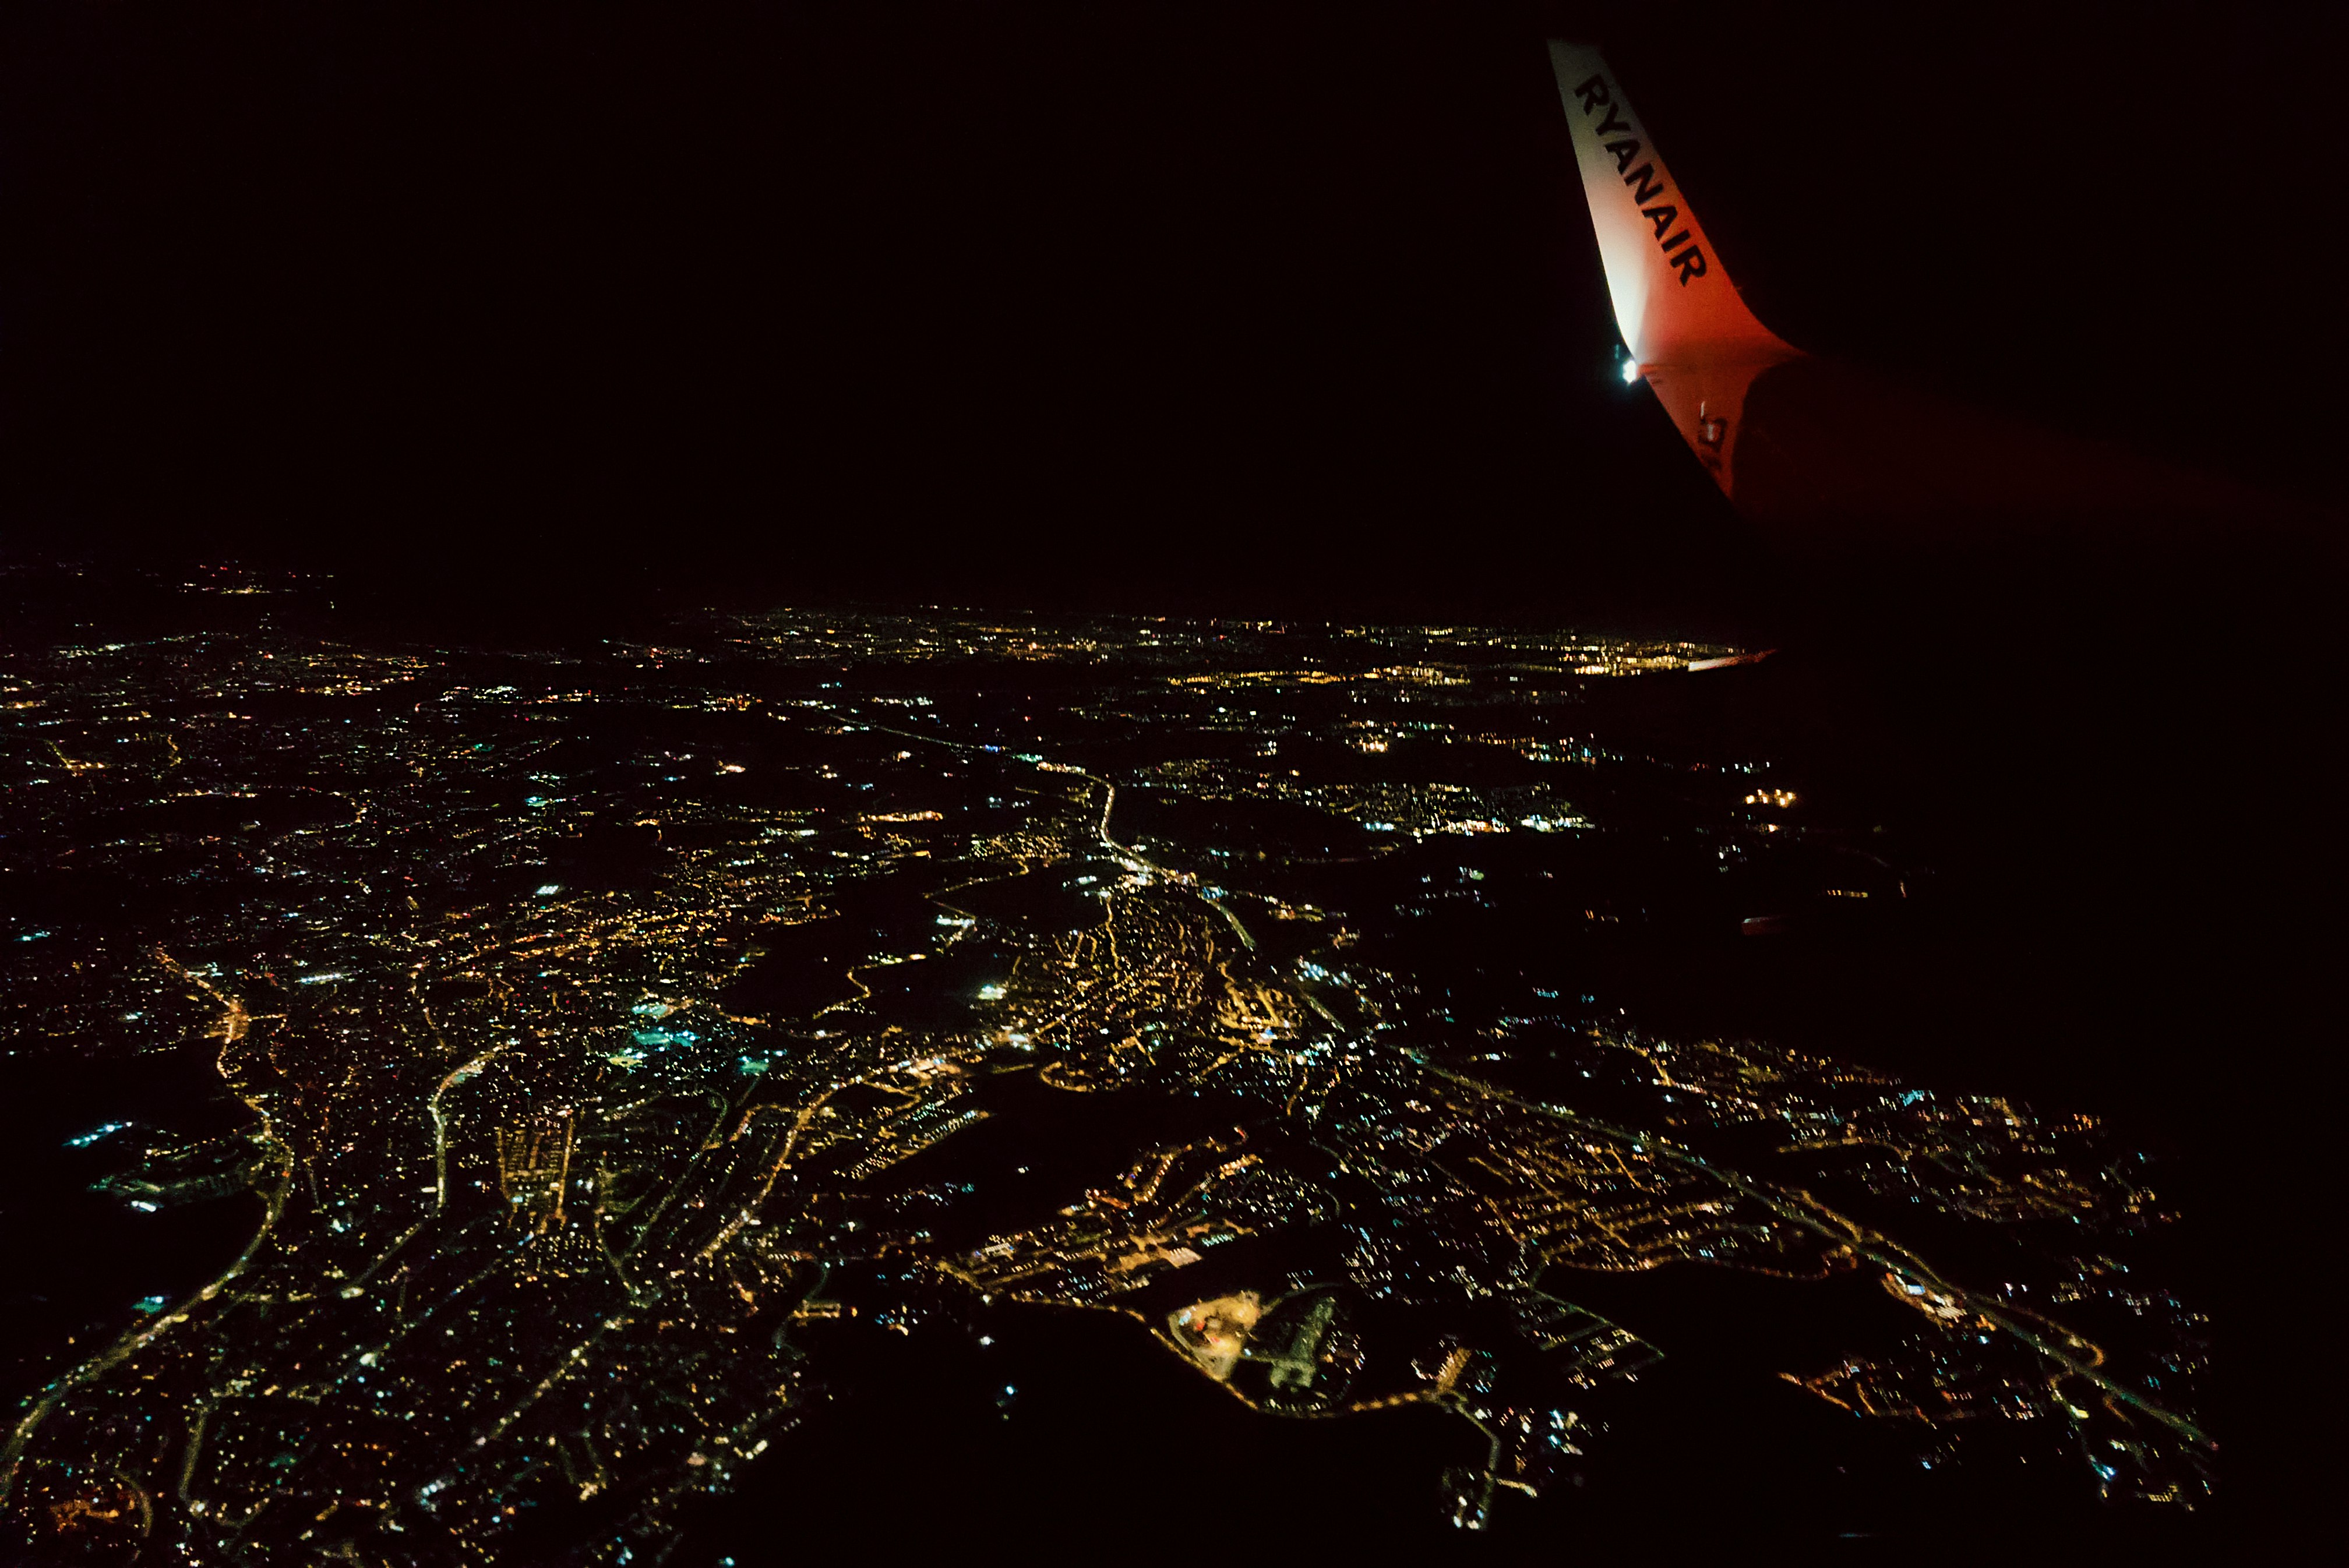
[1548,41,1800,502]
[1548,40,2284,543]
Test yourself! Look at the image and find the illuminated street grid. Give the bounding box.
[0,577,2210,1558]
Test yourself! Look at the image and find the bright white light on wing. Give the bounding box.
[1621,358,1641,384]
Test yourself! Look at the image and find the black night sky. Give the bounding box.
[3,2,2340,624]
[1,3,2341,1535]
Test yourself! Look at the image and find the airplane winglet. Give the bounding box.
[1549,41,1801,494]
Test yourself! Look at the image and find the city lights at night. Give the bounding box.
[0,589,2224,1558]
[2,3,2335,1559]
